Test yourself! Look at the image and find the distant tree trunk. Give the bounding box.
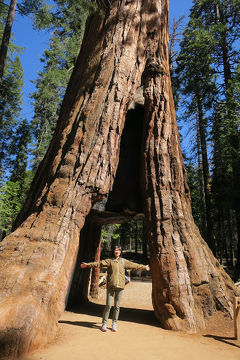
[215,3,240,273]
[0,0,17,83]
[229,212,236,268]
[196,89,215,253]
[140,0,238,331]
[142,221,148,261]
[221,35,240,272]
[135,221,138,253]
[0,1,239,359]
[196,120,207,237]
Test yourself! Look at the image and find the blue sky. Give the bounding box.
[170,0,192,18]
[12,14,50,119]
[12,0,193,121]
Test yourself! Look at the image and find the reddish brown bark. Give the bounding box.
[0,3,147,357]
[141,1,238,330]
[0,1,239,359]
[66,215,101,307]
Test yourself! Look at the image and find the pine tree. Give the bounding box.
[169,15,185,109]
[175,16,217,252]
[0,2,28,236]
[0,0,17,82]
[8,119,31,183]
[0,180,22,237]
[190,0,240,272]
[19,0,96,168]
[0,171,33,239]
[0,3,238,357]
[185,161,205,233]
[0,118,33,238]
[173,0,240,270]
[0,54,24,177]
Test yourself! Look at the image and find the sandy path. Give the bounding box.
[21,281,240,360]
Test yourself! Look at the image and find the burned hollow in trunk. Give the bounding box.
[67,102,146,307]
[0,2,239,359]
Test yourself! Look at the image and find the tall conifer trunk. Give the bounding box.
[196,88,214,253]
[0,0,17,83]
[215,2,240,273]
[0,1,239,358]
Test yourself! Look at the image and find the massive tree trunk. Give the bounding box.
[140,8,237,329]
[0,1,239,358]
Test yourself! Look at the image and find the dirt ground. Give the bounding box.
[21,280,240,360]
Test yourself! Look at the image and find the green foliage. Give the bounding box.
[176,16,217,109]
[27,0,96,168]
[0,170,34,237]
[173,0,240,270]
[0,1,32,235]
[0,115,33,235]
[185,162,205,234]
[0,1,8,22]
[18,0,97,30]
[0,0,100,235]
[0,180,22,234]
[8,119,31,183]
[0,54,24,177]
[169,15,186,109]
[101,220,144,253]
[0,0,25,176]
[17,0,47,17]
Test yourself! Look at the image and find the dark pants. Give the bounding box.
[102,287,124,324]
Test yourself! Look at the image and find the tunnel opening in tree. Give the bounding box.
[0,2,239,359]
[67,104,147,307]
[106,104,144,214]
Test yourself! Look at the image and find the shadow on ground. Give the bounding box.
[63,301,161,328]
[203,335,240,349]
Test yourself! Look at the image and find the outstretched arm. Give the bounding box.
[80,262,88,268]
[124,259,150,271]
[80,259,110,269]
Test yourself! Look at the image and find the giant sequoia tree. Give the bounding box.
[0,1,239,359]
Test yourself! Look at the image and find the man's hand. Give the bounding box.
[80,262,87,268]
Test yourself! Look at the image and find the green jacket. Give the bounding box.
[86,258,146,289]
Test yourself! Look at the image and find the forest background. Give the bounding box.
[0,0,240,280]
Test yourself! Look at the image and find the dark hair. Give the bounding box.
[112,245,122,257]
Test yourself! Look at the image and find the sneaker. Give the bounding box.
[101,323,107,332]
[112,322,117,332]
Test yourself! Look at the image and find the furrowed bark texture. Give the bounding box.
[0,1,238,358]
[141,1,239,331]
[0,2,148,358]
[66,215,100,307]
